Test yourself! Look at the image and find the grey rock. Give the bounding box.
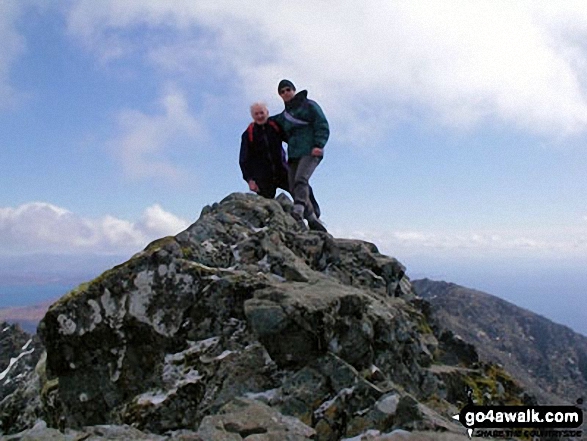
[0,193,535,440]
[72,424,169,440]
[2,420,70,441]
[0,324,45,434]
[376,394,400,415]
[3,420,204,440]
[197,398,315,440]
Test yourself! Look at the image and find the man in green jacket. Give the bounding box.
[274,79,329,232]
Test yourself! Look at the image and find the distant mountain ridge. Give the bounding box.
[0,301,53,334]
[412,278,587,407]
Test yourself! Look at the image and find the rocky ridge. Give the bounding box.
[412,279,587,406]
[1,194,531,440]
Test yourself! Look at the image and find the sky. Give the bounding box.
[0,1,586,335]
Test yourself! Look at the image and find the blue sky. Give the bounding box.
[1,1,586,334]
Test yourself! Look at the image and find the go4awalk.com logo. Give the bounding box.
[452,403,583,439]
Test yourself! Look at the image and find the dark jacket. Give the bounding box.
[274,90,329,159]
[239,120,289,189]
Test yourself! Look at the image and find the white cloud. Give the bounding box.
[136,204,191,239]
[64,1,587,140]
[0,1,26,108]
[0,202,190,255]
[109,87,202,180]
[331,226,587,260]
[1,201,584,273]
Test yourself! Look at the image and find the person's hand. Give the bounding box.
[311,147,323,157]
[248,180,259,192]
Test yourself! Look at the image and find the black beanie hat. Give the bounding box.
[278,79,295,92]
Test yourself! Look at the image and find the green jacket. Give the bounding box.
[274,90,330,159]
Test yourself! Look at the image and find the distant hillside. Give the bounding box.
[412,278,587,406]
[0,301,53,334]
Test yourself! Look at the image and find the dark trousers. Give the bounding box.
[288,156,322,219]
[257,168,320,218]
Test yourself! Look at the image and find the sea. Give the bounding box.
[0,284,76,308]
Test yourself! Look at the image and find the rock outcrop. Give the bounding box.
[0,323,44,434]
[412,278,587,407]
[2,194,532,440]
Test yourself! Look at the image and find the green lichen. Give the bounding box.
[52,276,100,307]
[416,317,433,335]
[49,281,92,310]
[49,260,130,310]
[181,247,194,260]
[41,377,59,398]
[144,236,176,253]
[464,364,524,406]
[39,376,63,429]
[424,393,454,415]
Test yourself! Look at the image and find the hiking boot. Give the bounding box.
[292,204,304,222]
[291,204,307,229]
[307,215,327,233]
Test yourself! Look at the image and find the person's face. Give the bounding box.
[251,105,269,124]
[279,86,295,103]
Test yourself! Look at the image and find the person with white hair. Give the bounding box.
[239,102,289,198]
[239,102,320,217]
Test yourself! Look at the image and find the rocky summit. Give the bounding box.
[1,193,531,440]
